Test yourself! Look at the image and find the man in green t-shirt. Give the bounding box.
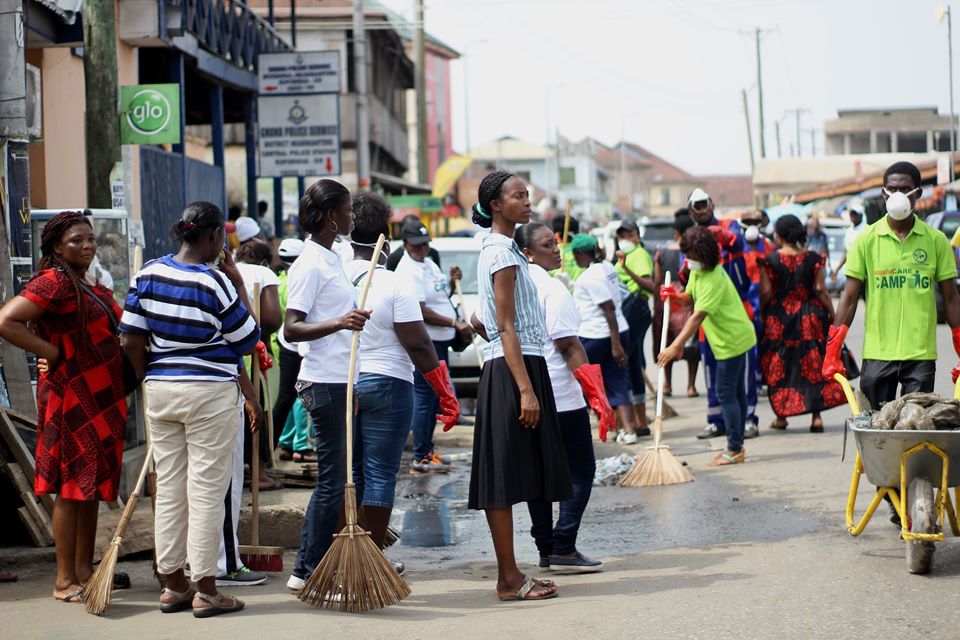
[614,220,655,428]
[823,161,960,412]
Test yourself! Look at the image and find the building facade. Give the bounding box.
[824,107,958,156]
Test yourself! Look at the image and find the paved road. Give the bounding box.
[3,304,960,638]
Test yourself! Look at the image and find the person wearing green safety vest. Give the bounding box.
[614,220,655,431]
[824,160,960,436]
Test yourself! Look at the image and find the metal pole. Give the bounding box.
[741,88,755,172]
[620,116,626,210]
[775,120,782,157]
[795,109,801,157]
[755,28,766,158]
[415,0,428,184]
[244,97,259,230]
[463,52,470,154]
[949,6,956,181]
[354,0,371,190]
[290,0,297,47]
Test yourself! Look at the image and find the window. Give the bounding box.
[658,188,670,206]
[515,170,531,183]
[559,167,576,186]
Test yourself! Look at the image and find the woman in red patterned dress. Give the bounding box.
[0,211,128,602]
[758,214,845,432]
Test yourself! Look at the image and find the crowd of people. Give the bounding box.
[2,159,960,609]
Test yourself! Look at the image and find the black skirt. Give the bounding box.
[468,355,573,510]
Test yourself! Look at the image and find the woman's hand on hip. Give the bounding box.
[519,388,540,428]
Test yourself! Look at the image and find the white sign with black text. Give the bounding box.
[258,51,341,95]
[256,94,341,178]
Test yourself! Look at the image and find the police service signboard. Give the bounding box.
[257,94,341,177]
[257,51,341,178]
[119,84,181,145]
[258,51,341,95]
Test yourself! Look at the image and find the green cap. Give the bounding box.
[569,233,598,252]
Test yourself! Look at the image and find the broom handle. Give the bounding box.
[561,198,572,246]
[654,272,672,446]
[113,441,155,542]
[345,234,387,484]
[250,283,261,547]
[455,280,484,369]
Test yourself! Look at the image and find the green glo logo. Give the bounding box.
[126,89,172,136]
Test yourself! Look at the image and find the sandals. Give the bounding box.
[709,449,746,467]
[54,588,84,603]
[497,575,558,601]
[276,448,294,461]
[769,419,788,430]
[160,586,196,613]
[192,591,245,618]
[292,450,318,463]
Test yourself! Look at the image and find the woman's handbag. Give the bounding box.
[78,281,142,395]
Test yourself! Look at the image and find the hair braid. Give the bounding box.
[38,211,94,341]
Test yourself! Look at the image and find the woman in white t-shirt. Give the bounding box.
[571,233,645,444]
[515,222,616,572]
[283,179,371,591]
[344,193,459,549]
[394,220,474,473]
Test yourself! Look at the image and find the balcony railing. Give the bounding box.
[160,0,291,70]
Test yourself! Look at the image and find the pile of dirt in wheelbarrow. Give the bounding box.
[869,392,960,431]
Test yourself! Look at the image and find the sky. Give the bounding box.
[378,0,958,176]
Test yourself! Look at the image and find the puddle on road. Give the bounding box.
[389,448,820,566]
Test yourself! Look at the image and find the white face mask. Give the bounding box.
[744,225,760,242]
[619,240,636,254]
[883,188,918,221]
[687,259,704,271]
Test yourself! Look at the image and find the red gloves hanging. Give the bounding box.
[573,363,616,443]
[952,327,960,383]
[255,341,273,373]
[821,325,848,381]
[709,225,736,247]
[424,361,460,432]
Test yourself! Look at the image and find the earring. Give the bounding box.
[329,219,339,233]
[528,257,534,263]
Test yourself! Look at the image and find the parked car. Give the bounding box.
[923,211,960,323]
[430,235,484,397]
[819,218,847,294]
[638,216,677,253]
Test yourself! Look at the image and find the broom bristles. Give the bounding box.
[619,445,694,487]
[297,524,411,612]
[82,542,119,615]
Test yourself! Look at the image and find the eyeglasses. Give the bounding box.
[690,200,709,212]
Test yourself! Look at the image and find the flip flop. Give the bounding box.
[709,449,746,466]
[160,586,196,613]
[292,451,318,463]
[258,479,284,492]
[55,589,84,603]
[497,575,558,601]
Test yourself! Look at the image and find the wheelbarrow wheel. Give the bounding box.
[906,476,936,575]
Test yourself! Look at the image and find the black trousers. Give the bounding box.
[860,359,936,410]
[272,346,303,449]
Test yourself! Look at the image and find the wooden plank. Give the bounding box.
[0,411,35,483]
[1,461,54,544]
[16,506,52,547]
[2,407,38,430]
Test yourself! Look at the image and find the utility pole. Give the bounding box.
[741,88,755,172]
[0,0,36,418]
[414,0,428,184]
[353,0,370,190]
[755,28,766,159]
[84,0,121,208]
[783,108,810,157]
[775,120,782,157]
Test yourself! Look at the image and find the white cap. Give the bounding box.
[688,188,710,204]
[847,198,866,216]
[235,216,260,242]
[278,237,304,259]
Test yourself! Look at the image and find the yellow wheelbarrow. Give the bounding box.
[837,374,960,574]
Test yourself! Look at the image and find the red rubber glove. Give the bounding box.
[952,364,960,384]
[709,225,736,247]
[255,341,273,373]
[659,284,679,301]
[952,326,960,358]
[573,363,616,443]
[821,324,848,381]
[423,361,460,432]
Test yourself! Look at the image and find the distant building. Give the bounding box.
[698,175,754,209]
[555,136,612,220]
[596,142,699,217]
[824,107,958,156]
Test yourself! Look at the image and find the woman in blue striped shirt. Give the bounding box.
[121,202,261,618]
[469,171,571,601]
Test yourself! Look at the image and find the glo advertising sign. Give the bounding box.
[119,84,181,145]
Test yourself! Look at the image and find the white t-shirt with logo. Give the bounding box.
[286,239,357,384]
[395,252,456,342]
[344,259,423,384]
[529,264,587,412]
[574,261,628,339]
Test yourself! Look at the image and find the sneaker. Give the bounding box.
[616,431,638,445]
[634,426,652,437]
[286,573,306,591]
[434,450,454,465]
[548,551,603,571]
[696,424,726,439]
[410,453,450,474]
[743,422,760,439]
[216,566,267,586]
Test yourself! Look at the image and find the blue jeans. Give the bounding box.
[353,373,414,509]
[293,381,347,579]
[715,353,748,453]
[701,338,758,430]
[411,340,452,461]
[527,408,595,556]
[580,331,632,408]
[622,293,651,405]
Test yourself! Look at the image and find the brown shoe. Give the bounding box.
[192,591,245,618]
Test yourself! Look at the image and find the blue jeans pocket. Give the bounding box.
[296,380,331,412]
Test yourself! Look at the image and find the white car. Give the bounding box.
[424,235,484,397]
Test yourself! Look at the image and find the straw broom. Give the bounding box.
[620,272,693,487]
[298,234,411,612]
[240,283,285,572]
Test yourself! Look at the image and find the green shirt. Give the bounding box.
[561,246,586,282]
[616,245,654,297]
[271,269,289,358]
[687,265,756,360]
[845,215,956,361]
